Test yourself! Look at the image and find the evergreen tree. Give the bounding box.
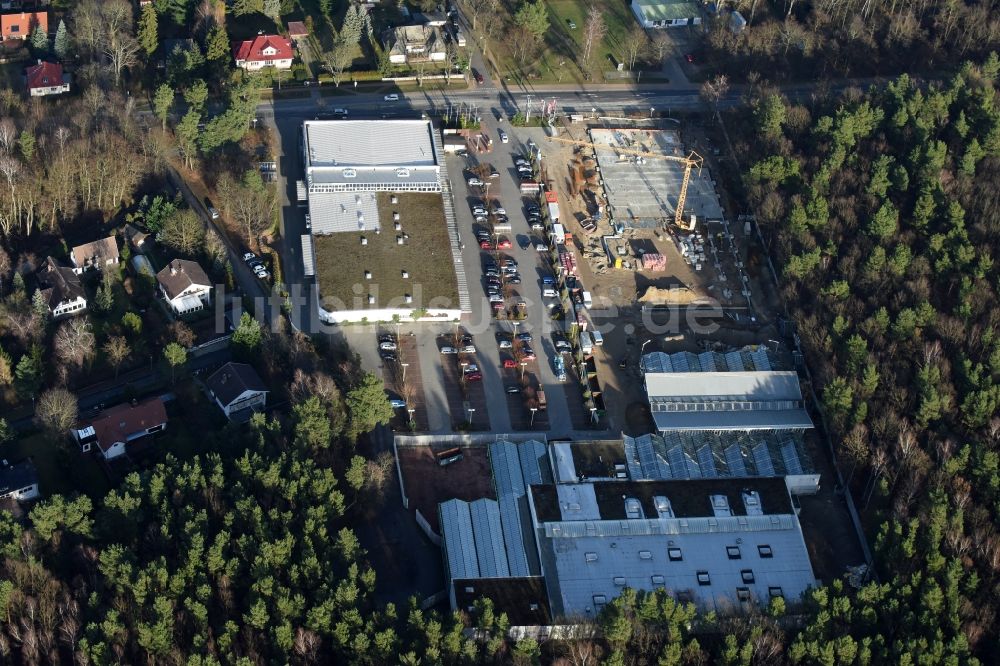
[138,4,159,56]
[183,79,208,112]
[205,25,229,61]
[93,275,115,314]
[231,312,262,357]
[163,342,187,382]
[53,19,69,59]
[18,131,35,161]
[14,350,42,400]
[153,83,174,130]
[29,25,48,53]
[346,372,394,439]
[31,288,49,322]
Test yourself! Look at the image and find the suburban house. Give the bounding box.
[37,256,86,317]
[287,20,308,43]
[630,0,702,27]
[25,60,69,97]
[387,24,446,64]
[157,259,211,314]
[124,223,154,254]
[72,397,168,460]
[1,10,46,40]
[233,34,293,71]
[0,459,40,503]
[70,235,119,273]
[413,11,448,26]
[206,362,269,421]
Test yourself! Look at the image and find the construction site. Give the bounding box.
[540,125,754,312]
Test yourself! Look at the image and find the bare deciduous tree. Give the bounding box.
[103,336,130,379]
[36,387,78,435]
[581,6,607,64]
[105,34,141,87]
[54,318,96,379]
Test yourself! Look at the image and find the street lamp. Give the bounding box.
[460,361,469,385]
[401,362,409,382]
[520,361,528,380]
[530,407,538,427]
[407,408,416,425]
[649,107,655,119]
[466,406,476,423]
[590,407,598,424]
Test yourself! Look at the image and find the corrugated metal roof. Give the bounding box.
[652,409,814,431]
[470,499,510,578]
[499,496,530,576]
[697,445,718,477]
[518,440,548,487]
[780,441,804,475]
[300,234,315,276]
[752,443,776,476]
[725,444,749,477]
[491,441,526,498]
[440,499,479,580]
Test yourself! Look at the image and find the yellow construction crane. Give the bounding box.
[547,136,704,230]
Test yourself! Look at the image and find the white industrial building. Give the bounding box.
[641,349,814,432]
[437,436,818,629]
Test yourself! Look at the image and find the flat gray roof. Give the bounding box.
[644,370,804,402]
[651,409,814,431]
[304,119,439,168]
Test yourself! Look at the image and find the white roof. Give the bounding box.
[309,191,380,234]
[304,119,438,168]
[644,371,803,402]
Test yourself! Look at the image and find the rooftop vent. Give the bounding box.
[404,294,412,304]
[711,494,732,517]
[401,270,409,278]
[624,497,643,520]
[393,212,400,221]
[390,195,398,204]
[396,236,405,245]
[367,295,375,305]
[742,490,764,516]
[364,271,372,280]
[653,495,673,518]
[360,236,367,246]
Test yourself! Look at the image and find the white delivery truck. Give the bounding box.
[591,330,604,346]
[579,331,594,355]
[551,223,565,245]
[582,291,593,308]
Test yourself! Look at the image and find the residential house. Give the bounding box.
[413,11,448,26]
[388,24,446,65]
[37,256,86,317]
[70,235,119,273]
[630,0,701,27]
[72,397,168,460]
[233,34,293,71]
[0,459,40,502]
[205,362,269,420]
[157,259,211,314]
[25,60,70,97]
[1,10,46,40]
[287,20,308,43]
[124,223,155,254]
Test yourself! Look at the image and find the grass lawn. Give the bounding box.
[489,0,645,84]
[2,433,110,501]
[314,193,459,313]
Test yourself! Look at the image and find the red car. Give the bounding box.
[503,358,517,369]
[479,239,492,249]
[497,237,512,249]
[521,352,537,361]
[465,372,482,381]
[685,53,695,63]
[472,68,484,85]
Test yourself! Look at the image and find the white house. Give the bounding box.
[205,362,269,421]
[72,397,168,460]
[70,235,119,274]
[630,0,702,27]
[37,257,87,318]
[25,60,70,97]
[233,34,294,71]
[157,259,212,314]
[0,459,40,502]
[388,24,446,64]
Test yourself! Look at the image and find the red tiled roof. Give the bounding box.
[233,34,293,63]
[287,21,308,37]
[26,61,62,90]
[1,11,47,39]
[80,397,168,453]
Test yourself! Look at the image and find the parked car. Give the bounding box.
[465,371,482,381]
[332,108,349,117]
[479,239,493,249]
[461,344,476,354]
[499,339,513,349]
[489,166,500,178]
[440,346,458,354]
[379,334,395,343]
[243,252,257,263]
[581,219,597,233]
[389,398,407,408]
[505,385,521,394]
[499,129,509,143]
[472,205,487,216]
[503,358,518,369]
[472,68,485,85]
[497,237,512,249]
[521,350,537,361]
[517,332,533,342]
[254,265,270,279]
[685,53,695,63]
[492,205,507,215]
[507,274,522,284]
[384,93,400,101]
[536,242,549,251]
[567,19,577,28]
[467,177,484,187]
[379,341,397,351]
[555,340,572,352]
[380,351,398,362]
[531,221,544,231]
[515,158,529,166]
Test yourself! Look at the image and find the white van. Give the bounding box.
[579,331,594,355]
[542,287,557,298]
[592,330,604,346]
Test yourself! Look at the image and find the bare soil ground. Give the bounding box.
[397,445,495,532]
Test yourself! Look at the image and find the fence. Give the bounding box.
[415,508,442,546]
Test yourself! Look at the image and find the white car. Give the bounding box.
[440,346,458,354]
[243,252,257,263]
[460,344,476,354]
[389,398,407,408]
[379,341,397,351]
[467,177,484,187]
[384,94,399,101]
[254,267,270,279]
[499,129,509,143]
[499,339,513,349]
[208,207,220,219]
[492,206,506,215]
